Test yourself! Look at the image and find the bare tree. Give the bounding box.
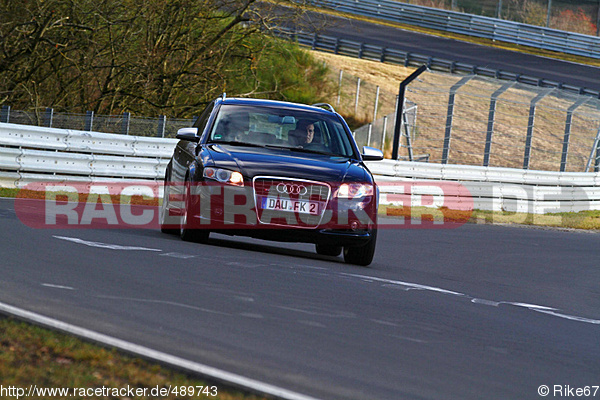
[0,0,315,117]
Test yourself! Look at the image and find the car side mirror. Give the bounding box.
[362,146,384,161]
[176,127,200,142]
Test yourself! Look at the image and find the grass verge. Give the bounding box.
[0,316,266,400]
[381,204,600,231]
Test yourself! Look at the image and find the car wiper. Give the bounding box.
[265,144,348,158]
[209,141,266,148]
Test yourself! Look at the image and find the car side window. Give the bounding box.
[193,101,215,137]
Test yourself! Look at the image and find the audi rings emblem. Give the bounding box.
[276,182,308,195]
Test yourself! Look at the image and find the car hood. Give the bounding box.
[204,144,369,183]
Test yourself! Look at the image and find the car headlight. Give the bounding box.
[337,183,373,199]
[203,167,244,187]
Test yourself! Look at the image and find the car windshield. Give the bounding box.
[207,104,356,157]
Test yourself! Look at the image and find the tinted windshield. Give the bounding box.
[208,104,356,157]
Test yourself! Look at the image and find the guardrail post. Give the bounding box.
[157,115,166,138]
[373,86,380,121]
[121,112,131,135]
[442,75,474,164]
[381,115,388,152]
[44,108,53,127]
[404,53,411,67]
[561,97,589,172]
[1,105,10,123]
[523,89,552,170]
[484,82,514,166]
[84,111,94,132]
[596,125,600,172]
[355,78,361,115]
[337,69,343,106]
[392,65,427,160]
[403,102,414,162]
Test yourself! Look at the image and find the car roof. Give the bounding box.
[220,97,336,115]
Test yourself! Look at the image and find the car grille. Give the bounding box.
[253,177,331,228]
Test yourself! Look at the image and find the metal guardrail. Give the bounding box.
[1,122,599,214]
[0,123,176,188]
[366,160,600,214]
[276,29,600,99]
[306,0,600,60]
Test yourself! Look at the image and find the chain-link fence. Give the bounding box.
[384,70,600,172]
[402,0,600,36]
[0,106,193,138]
[353,103,420,159]
[329,68,398,127]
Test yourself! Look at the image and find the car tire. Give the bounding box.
[160,175,178,235]
[315,244,342,257]
[180,179,210,243]
[343,229,377,266]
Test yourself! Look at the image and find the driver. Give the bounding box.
[289,120,316,145]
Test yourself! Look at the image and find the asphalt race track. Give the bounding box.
[1,197,599,400]
[300,12,600,92]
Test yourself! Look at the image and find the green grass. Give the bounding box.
[0,316,267,400]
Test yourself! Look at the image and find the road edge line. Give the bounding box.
[0,301,322,400]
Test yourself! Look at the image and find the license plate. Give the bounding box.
[262,197,319,215]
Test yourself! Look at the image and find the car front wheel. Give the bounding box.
[180,179,210,243]
[343,229,377,266]
[160,176,178,235]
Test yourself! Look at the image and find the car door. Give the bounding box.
[170,101,215,203]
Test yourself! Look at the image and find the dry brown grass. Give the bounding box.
[310,50,600,171]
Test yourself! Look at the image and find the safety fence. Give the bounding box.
[351,70,600,172]
[304,0,600,59]
[276,29,600,99]
[0,123,175,189]
[2,122,599,214]
[366,159,600,214]
[0,105,193,138]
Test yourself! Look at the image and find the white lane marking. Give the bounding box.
[42,283,75,291]
[388,334,428,344]
[506,302,557,311]
[471,298,501,306]
[297,320,327,328]
[532,309,600,325]
[0,301,322,400]
[342,273,466,296]
[53,236,162,252]
[342,273,600,326]
[160,252,196,259]
[276,306,356,319]
[95,295,229,316]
